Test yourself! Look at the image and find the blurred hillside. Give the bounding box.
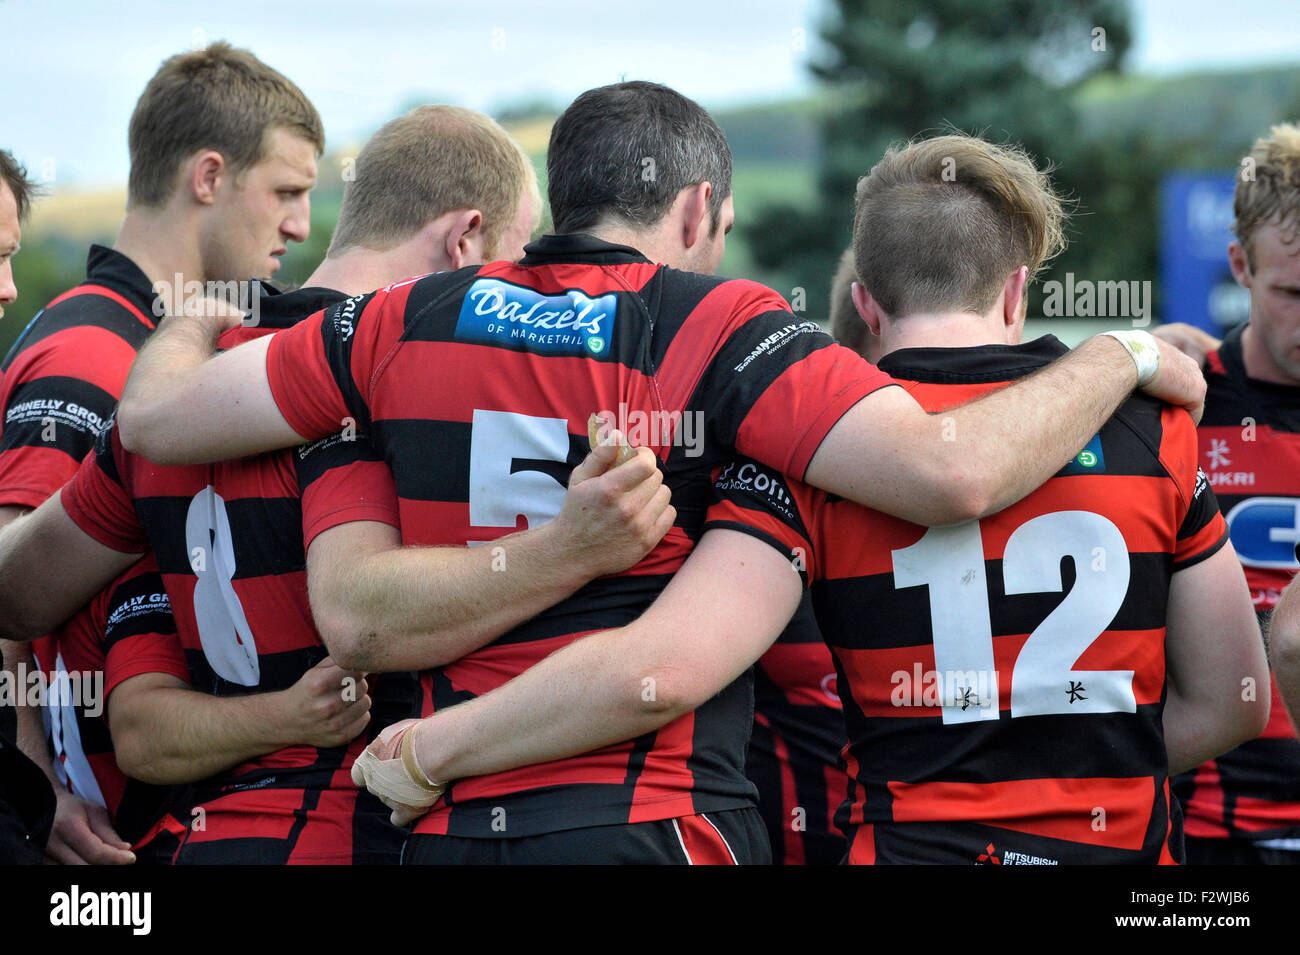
[6,62,1300,357]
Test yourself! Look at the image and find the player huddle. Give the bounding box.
[0,40,1296,866]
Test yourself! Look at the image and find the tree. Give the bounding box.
[746,0,1133,322]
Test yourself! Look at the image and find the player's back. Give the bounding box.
[707,336,1226,864]
[264,233,892,840]
[62,285,416,863]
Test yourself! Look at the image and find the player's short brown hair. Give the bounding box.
[852,133,1066,318]
[127,41,324,208]
[547,81,732,235]
[1234,122,1300,269]
[0,150,39,223]
[328,105,537,259]
[828,246,866,352]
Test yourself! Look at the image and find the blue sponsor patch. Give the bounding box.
[455,278,616,355]
[1058,433,1105,476]
[1225,497,1300,569]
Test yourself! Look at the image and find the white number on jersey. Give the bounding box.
[185,486,259,686]
[467,409,570,544]
[891,511,1134,724]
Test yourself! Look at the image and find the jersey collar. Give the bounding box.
[85,244,162,324]
[519,233,653,266]
[252,284,348,330]
[878,335,1069,384]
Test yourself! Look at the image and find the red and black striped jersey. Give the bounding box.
[30,557,189,847]
[61,285,416,864]
[747,595,849,865]
[1175,323,1300,843]
[0,244,156,510]
[0,244,163,849]
[262,233,894,838]
[706,336,1228,864]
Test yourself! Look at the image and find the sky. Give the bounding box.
[2,0,1299,188]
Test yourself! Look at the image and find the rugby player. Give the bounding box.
[743,248,873,864]
[363,133,1266,866]
[828,246,881,363]
[0,41,322,864]
[112,82,1206,864]
[0,106,671,863]
[0,149,56,864]
[1172,123,1300,865]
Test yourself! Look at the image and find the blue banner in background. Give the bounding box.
[1160,172,1250,333]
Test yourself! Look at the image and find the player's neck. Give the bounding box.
[584,223,680,270]
[1240,323,1299,385]
[113,205,205,291]
[308,244,444,298]
[881,311,1015,356]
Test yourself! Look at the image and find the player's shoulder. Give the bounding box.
[659,268,790,314]
[1,285,152,373]
[1105,392,1203,490]
[404,264,487,307]
[1110,390,1167,437]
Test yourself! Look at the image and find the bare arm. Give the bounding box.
[0,497,139,641]
[1268,573,1300,728]
[1163,542,1270,775]
[308,443,676,671]
[109,658,371,785]
[391,529,801,791]
[117,314,302,464]
[806,334,1207,526]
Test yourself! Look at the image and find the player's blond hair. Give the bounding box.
[828,246,867,353]
[1234,122,1300,269]
[328,106,538,260]
[852,133,1066,318]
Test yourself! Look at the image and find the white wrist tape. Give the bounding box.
[1102,330,1161,387]
[350,723,444,815]
[352,746,442,810]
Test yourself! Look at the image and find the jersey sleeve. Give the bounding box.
[1161,407,1228,570]
[295,427,401,550]
[690,287,896,480]
[101,557,190,697]
[703,456,821,586]
[60,421,148,553]
[265,283,414,442]
[0,334,134,509]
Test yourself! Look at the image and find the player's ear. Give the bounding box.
[679,182,711,251]
[1003,266,1029,328]
[445,209,486,270]
[188,150,225,206]
[1228,240,1253,291]
[852,281,885,336]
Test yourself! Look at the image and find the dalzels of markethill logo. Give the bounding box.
[455,278,617,356]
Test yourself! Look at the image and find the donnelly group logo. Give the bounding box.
[456,278,617,356]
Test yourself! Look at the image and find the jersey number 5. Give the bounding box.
[891,511,1135,725]
[467,409,571,544]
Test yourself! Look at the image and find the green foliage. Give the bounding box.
[746,0,1135,322]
